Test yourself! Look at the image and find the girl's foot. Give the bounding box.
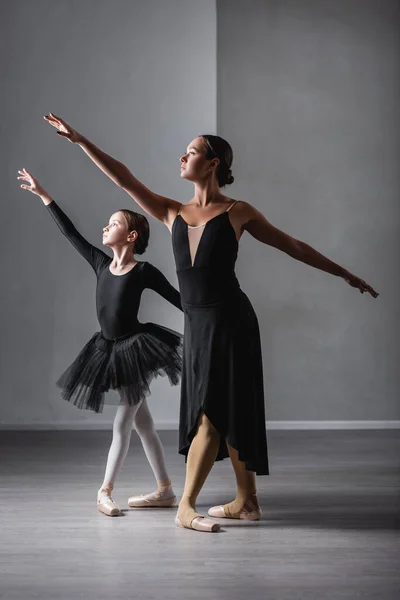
[208,494,261,521]
[128,479,177,508]
[97,484,121,517]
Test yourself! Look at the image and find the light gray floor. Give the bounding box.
[0,429,399,600]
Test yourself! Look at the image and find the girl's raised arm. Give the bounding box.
[17,169,108,272]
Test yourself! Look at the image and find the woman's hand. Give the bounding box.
[343,271,379,298]
[44,112,82,143]
[17,169,52,204]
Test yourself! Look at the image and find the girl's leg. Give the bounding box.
[176,412,221,530]
[128,399,175,506]
[98,394,139,516]
[101,402,138,487]
[133,398,169,482]
[208,444,261,520]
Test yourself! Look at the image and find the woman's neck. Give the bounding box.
[192,180,222,207]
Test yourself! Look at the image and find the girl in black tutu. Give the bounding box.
[17,168,183,517]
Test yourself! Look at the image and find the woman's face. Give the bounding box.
[102,211,136,247]
[180,137,218,183]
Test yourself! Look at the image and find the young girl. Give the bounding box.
[17,168,183,517]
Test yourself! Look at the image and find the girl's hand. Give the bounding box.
[17,169,51,203]
[43,112,82,143]
[343,271,379,298]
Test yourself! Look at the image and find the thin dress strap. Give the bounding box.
[226,200,238,213]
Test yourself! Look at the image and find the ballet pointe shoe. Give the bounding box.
[175,512,220,533]
[128,480,177,508]
[97,484,121,517]
[128,494,177,508]
[208,494,261,521]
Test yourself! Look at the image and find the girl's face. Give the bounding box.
[102,211,136,247]
[179,137,218,184]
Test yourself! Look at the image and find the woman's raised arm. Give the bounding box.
[44,113,181,228]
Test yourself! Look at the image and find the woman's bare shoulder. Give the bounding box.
[229,199,259,220]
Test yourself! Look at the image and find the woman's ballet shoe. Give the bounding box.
[97,485,121,517]
[128,493,177,508]
[175,514,220,532]
[208,494,261,521]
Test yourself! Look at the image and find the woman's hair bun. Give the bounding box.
[201,134,235,187]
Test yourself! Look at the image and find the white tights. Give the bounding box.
[101,396,170,488]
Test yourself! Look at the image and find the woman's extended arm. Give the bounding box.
[239,201,379,298]
[44,113,180,227]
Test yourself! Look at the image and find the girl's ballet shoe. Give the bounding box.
[175,514,221,532]
[97,486,121,517]
[128,494,177,508]
[208,495,261,521]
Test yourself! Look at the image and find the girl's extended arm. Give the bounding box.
[142,263,182,312]
[17,169,108,272]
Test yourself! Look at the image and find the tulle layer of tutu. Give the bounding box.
[56,323,183,413]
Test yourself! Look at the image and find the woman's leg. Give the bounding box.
[208,444,261,520]
[177,412,220,528]
[128,399,175,505]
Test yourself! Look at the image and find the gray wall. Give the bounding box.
[1,0,398,428]
[1,0,216,427]
[218,0,400,421]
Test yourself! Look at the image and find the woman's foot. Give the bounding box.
[176,503,220,532]
[128,479,177,508]
[208,494,261,521]
[97,484,121,517]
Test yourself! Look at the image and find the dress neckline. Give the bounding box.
[176,212,239,243]
[177,210,229,230]
[108,261,141,277]
[187,222,207,230]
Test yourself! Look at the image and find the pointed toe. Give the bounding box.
[192,517,221,532]
[128,494,177,508]
[175,514,220,532]
[207,505,226,518]
[97,485,121,516]
[97,498,121,516]
[207,496,262,520]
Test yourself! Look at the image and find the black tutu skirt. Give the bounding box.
[56,323,183,413]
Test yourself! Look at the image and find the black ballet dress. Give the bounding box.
[172,203,269,475]
[47,201,183,413]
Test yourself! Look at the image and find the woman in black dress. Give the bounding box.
[44,113,379,533]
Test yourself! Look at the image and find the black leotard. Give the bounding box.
[47,202,182,340]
